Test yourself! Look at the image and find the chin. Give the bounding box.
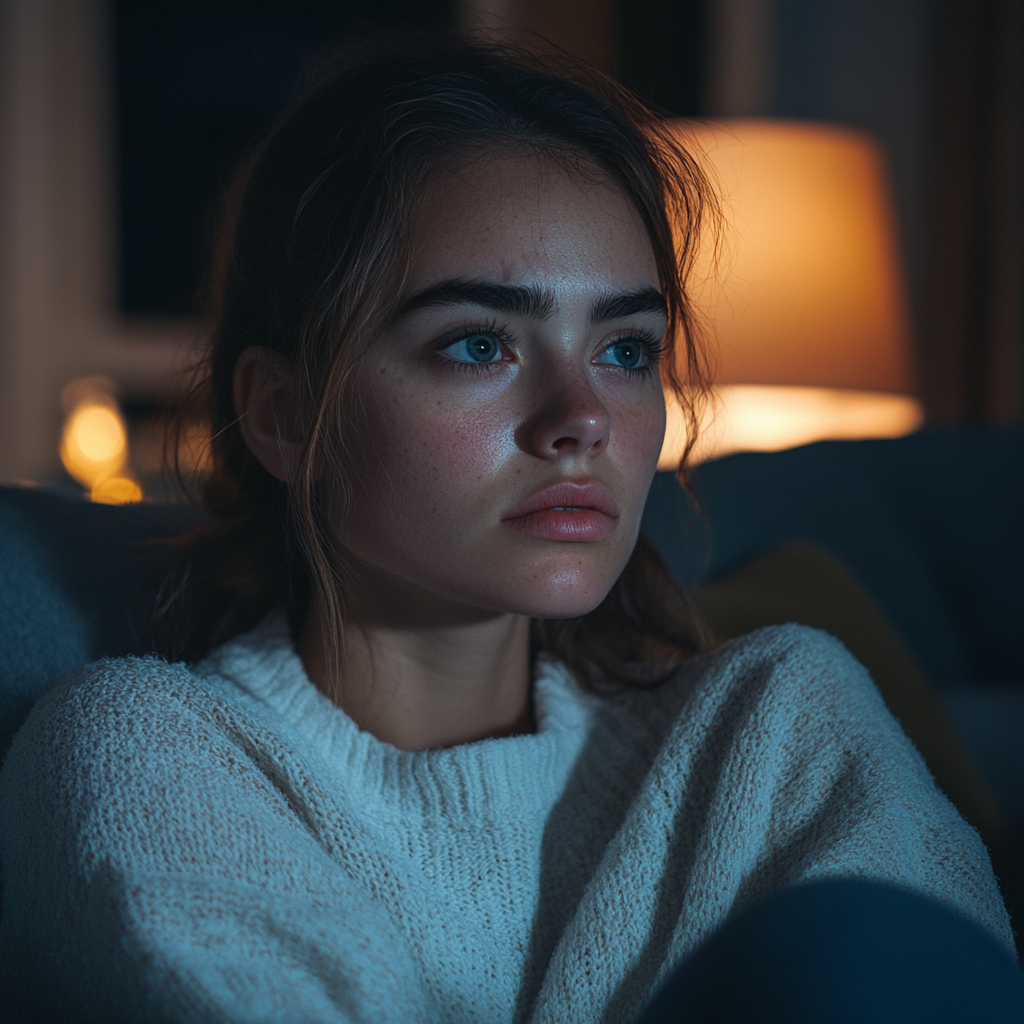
[497,559,623,620]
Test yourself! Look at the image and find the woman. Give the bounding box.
[0,38,1016,1022]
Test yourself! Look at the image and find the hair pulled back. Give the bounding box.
[159,35,716,691]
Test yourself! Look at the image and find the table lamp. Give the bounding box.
[659,120,924,468]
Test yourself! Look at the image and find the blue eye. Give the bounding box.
[596,339,647,369]
[443,333,502,363]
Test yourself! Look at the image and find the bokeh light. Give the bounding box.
[90,475,144,505]
[59,378,143,503]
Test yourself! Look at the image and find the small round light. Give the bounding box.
[58,380,144,502]
[71,406,125,463]
[60,399,128,487]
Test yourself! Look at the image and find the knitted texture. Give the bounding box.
[0,616,1014,1022]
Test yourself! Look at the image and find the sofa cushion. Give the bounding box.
[0,486,189,758]
[643,428,1024,687]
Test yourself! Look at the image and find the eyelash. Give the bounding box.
[433,322,665,378]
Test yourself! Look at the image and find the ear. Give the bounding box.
[234,346,302,483]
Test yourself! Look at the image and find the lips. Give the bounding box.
[502,480,620,542]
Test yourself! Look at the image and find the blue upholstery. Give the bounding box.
[643,428,1024,688]
[0,488,191,757]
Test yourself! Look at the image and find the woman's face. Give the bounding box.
[340,149,668,621]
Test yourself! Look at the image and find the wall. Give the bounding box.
[0,0,188,482]
[770,0,931,386]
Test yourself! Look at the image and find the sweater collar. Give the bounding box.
[196,611,596,825]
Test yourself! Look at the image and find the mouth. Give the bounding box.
[502,481,620,542]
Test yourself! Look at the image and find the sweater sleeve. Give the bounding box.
[0,657,431,1024]
[528,625,1017,1024]
[670,625,1017,952]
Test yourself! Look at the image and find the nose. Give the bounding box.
[516,362,611,461]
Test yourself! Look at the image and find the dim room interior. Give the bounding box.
[0,0,1022,978]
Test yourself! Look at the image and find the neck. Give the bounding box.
[297,585,534,752]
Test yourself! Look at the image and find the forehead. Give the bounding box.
[405,149,659,295]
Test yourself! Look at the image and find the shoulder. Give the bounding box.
[0,653,298,845]
[583,622,905,828]
[2,658,206,809]
[5,655,238,769]
[615,623,891,753]
[692,623,893,733]
[587,626,1015,955]
[0,661,427,1022]
[675,623,925,787]
[606,623,945,851]
[702,620,874,695]
[9,610,300,761]
[0,648,341,900]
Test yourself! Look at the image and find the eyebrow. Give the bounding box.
[397,280,556,320]
[395,278,667,323]
[589,287,668,322]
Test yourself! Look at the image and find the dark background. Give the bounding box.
[114,0,1022,427]
[115,0,451,317]
[113,0,706,319]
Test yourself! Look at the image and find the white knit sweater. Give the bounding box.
[0,616,1014,1023]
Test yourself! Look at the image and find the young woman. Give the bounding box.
[0,38,1017,1023]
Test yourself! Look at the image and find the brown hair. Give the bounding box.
[158,35,717,692]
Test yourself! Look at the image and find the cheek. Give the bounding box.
[612,391,667,480]
[345,382,516,547]
[400,393,514,489]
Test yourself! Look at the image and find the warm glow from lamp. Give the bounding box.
[59,377,143,503]
[662,386,923,466]
[659,120,923,469]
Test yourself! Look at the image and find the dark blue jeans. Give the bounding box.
[638,880,1024,1024]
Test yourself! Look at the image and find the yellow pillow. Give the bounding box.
[693,541,1005,848]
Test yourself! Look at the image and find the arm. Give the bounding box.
[0,658,429,1024]
[690,625,1015,951]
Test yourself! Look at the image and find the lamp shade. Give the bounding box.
[681,119,914,390]
[659,120,922,467]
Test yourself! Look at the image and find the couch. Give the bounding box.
[1,427,1021,940]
